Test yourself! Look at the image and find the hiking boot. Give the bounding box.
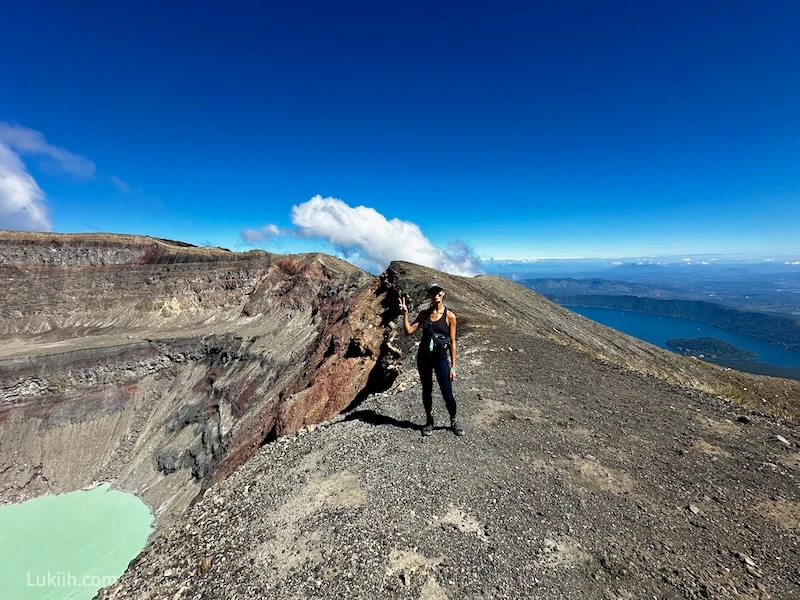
[450,419,465,436]
[422,420,434,437]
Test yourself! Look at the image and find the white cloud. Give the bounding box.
[0,122,101,232]
[246,195,482,275]
[679,257,710,265]
[109,175,130,192]
[0,143,51,231]
[241,223,282,242]
[290,195,482,275]
[0,122,95,177]
[443,240,482,274]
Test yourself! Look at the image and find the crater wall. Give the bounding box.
[0,232,393,523]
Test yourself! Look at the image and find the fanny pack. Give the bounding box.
[429,333,450,352]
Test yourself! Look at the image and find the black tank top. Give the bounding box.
[420,307,449,352]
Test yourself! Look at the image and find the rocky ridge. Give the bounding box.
[1,232,799,598]
[99,262,800,599]
[0,231,393,522]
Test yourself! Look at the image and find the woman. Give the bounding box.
[399,282,464,437]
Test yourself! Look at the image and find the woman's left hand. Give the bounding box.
[450,367,457,381]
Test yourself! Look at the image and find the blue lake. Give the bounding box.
[567,306,800,369]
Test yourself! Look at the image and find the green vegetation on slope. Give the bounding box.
[665,337,757,361]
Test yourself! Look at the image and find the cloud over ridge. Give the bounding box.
[243,195,482,276]
[241,223,282,242]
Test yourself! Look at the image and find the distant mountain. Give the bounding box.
[484,259,800,315]
[522,277,675,296]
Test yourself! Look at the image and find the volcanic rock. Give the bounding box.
[97,259,799,599]
[2,232,799,598]
[0,231,392,522]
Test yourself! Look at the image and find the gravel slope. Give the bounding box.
[100,325,799,599]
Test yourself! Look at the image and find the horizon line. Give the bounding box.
[480,253,799,262]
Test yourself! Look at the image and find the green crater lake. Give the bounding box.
[0,483,154,600]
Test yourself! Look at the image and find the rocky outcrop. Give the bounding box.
[0,232,393,522]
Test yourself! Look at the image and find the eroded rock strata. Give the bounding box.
[0,232,392,522]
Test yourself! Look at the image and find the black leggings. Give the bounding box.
[417,351,457,420]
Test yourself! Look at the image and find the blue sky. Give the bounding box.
[1,1,798,273]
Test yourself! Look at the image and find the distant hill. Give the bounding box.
[489,262,800,315]
[523,277,673,296]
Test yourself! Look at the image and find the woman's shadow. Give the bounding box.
[344,409,448,433]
